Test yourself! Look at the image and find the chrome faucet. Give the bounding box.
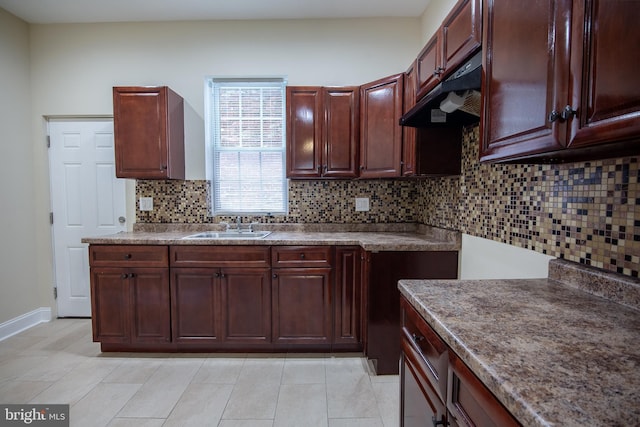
[236,216,242,231]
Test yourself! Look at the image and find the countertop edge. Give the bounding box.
[81,229,462,252]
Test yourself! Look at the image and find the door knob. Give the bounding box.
[118,216,126,224]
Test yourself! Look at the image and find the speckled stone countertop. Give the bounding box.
[81,223,461,252]
[399,259,640,427]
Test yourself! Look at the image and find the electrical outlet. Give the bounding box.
[139,197,153,211]
[355,197,370,212]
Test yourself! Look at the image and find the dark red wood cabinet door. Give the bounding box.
[416,33,442,100]
[400,341,447,427]
[447,356,520,427]
[130,268,171,343]
[567,0,640,149]
[333,247,361,349]
[480,0,572,162]
[359,74,404,178]
[402,61,417,177]
[441,0,481,74]
[113,86,184,179]
[220,268,271,344]
[272,268,332,346]
[286,86,323,178]
[90,268,130,344]
[323,87,360,178]
[171,268,221,343]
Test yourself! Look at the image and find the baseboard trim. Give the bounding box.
[0,308,52,342]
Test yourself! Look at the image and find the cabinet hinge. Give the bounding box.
[49,212,54,225]
[46,135,50,148]
[53,287,57,299]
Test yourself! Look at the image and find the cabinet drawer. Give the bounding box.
[401,298,448,402]
[271,246,332,268]
[448,356,521,427]
[170,245,270,268]
[401,338,447,426]
[89,245,168,267]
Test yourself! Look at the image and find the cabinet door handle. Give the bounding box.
[215,272,220,278]
[129,273,135,279]
[561,105,578,121]
[433,66,444,77]
[161,165,168,170]
[300,253,306,259]
[124,253,132,259]
[431,415,446,427]
[121,273,129,279]
[412,333,425,343]
[548,110,560,123]
[272,273,278,279]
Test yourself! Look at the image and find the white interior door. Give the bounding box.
[49,119,127,317]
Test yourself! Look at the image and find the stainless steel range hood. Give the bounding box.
[400,50,482,128]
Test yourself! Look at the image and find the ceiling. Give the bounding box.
[0,0,431,24]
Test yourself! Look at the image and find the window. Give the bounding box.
[205,78,288,215]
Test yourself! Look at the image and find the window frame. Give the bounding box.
[205,77,289,216]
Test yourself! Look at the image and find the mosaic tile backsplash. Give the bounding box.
[136,179,418,225]
[137,125,639,277]
[419,126,639,278]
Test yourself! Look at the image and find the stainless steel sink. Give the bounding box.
[182,230,271,239]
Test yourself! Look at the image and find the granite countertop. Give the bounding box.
[81,224,461,252]
[398,259,640,427]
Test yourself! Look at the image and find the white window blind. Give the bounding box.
[206,78,287,215]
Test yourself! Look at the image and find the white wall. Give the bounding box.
[0,8,51,324]
[459,234,554,279]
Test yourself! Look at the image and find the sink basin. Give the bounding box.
[182,231,271,239]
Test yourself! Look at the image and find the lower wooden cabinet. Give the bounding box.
[272,267,332,346]
[87,244,364,353]
[366,251,458,375]
[447,355,520,427]
[333,247,362,350]
[400,296,521,427]
[401,339,447,427]
[170,268,222,343]
[222,268,272,344]
[171,267,272,346]
[89,245,170,346]
[91,267,171,344]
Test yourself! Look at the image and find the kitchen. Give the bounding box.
[1,0,639,426]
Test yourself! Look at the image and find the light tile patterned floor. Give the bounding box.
[0,319,399,427]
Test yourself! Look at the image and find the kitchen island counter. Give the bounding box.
[399,259,640,427]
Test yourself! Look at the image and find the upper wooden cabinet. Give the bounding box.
[286,86,359,178]
[480,0,640,163]
[286,87,322,178]
[402,62,418,177]
[416,0,481,99]
[416,34,441,100]
[567,0,640,151]
[359,73,405,178]
[113,86,185,179]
